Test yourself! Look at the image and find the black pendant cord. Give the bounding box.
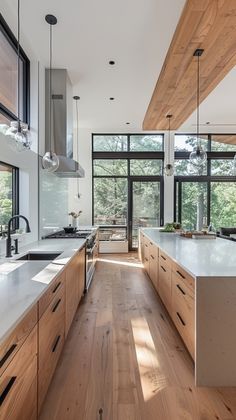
[76,98,80,197]
[197,53,200,150]
[49,23,52,154]
[17,0,21,130]
[168,115,171,163]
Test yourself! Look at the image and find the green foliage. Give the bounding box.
[0,171,12,225]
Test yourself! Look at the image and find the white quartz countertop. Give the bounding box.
[0,237,87,345]
[142,228,236,278]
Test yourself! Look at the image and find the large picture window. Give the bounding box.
[92,134,164,249]
[174,134,236,231]
[0,14,30,124]
[0,162,19,232]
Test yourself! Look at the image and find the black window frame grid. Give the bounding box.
[174,133,236,228]
[0,13,30,124]
[92,133,165,249]
[0,161,19,234]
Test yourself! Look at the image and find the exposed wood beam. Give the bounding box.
[143,0,236,130]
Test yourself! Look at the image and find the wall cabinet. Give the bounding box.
[0,245,86,420]
[140,232,195,360]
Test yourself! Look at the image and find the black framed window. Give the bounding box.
[0,13,30,124]
[0,161,19,233]
[92,134,164,248]
[174,134,236,230]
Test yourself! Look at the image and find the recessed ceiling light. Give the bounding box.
[126,122,130,125]
[206,121,210,125]
[109,97,115,100]
[109,60,115,65]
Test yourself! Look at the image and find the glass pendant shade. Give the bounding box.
[164,163,174,176]
[42,151,59,172]
[5,121,31,152]
[189,144,207,167]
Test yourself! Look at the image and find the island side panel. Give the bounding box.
[196,276,236,386]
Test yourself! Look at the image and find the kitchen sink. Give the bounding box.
[17,252,62,261]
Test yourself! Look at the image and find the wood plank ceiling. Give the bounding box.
[143,0,236,132]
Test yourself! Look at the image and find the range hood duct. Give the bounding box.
[45,68,85,178]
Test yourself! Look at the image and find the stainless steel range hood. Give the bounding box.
[45,69,85,178]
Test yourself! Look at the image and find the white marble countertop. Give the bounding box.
[142,228,236,277]
[0,237,87,345]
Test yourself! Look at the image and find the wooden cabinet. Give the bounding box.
[65,246,86,337]
[0,305,37,376]
[38,282,65,412]
[139,232,145,263]
[159,258,172,313]
[141,231,195,360]
[0,326,37,420]
[172,271,195,359]
[149,243,159,291]
[38,273,64,319]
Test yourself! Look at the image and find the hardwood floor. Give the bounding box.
[40,253,236,420]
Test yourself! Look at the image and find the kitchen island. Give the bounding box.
[140,228,236,387]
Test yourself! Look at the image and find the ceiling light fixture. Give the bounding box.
[126,122,130,125]
[109,97,115,101]
[109,60,115,65]
[42,14,59,173]
[189,49,207,168]
[73,95,81,198]
[164,114,174,176]
[5,0,31,151]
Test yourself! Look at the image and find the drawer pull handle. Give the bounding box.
[151,255,155,260]
[150,242,153,246]
[0,376,16,406]
[52,335,61,353]
[52,299,61,313]
[161,255,166,261]
[176,270,185,279]
[0,344,17,369]
[176,312,186,326]
[53,281,61,294]
[145,257,148,262]
[176,284,186,295]
[145,244,148,248]
[160,265,166,272]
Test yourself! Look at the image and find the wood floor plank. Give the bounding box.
[40,253,236,420]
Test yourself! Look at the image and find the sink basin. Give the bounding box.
[17,252,61,261]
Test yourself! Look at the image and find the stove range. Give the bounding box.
[43,230,92,239]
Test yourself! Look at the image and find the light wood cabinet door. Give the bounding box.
[38,285,65,412]
[159,259,172,313]
[78,247,86,302]
[172,272,195,359]
[0,326,37,420]
[149,243,159,291]
[38,271,65,319]
[0,304,37,376]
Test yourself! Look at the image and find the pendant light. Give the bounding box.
[164,114,174,176]
[189,49,207,167]
[73,95,81,198]
[42,14,59,173]
[5,0,31,151]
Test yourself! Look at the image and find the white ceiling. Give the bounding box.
[180,67,236,134]
[1,0,186,131]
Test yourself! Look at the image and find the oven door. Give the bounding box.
[86,243,96,290]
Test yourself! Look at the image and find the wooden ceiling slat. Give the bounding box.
[143,0,236,130]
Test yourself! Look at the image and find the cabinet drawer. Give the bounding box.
[159,249,172,267]
[0,326,37,420]
[159,260,171,312]
[0,305,37,376]
[172,262,194,294]
[38,285,65,411]
[149,242,158,261]
[172,274,195,359]
[149,254,158,290]
[38,270,65,318]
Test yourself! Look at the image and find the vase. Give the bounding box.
[72,218,78,229]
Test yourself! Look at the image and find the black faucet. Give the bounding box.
[6,215,31,258]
